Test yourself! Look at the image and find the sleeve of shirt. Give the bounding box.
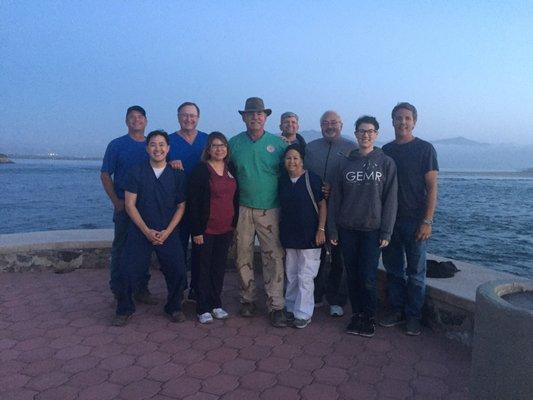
[422,143,439,174]
[380,158,398,242]
[174,170,186,204]
[123,165,139,194]
[101,140,116,174]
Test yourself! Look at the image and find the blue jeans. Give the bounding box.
[110,211,150,295]
[382,217,428,319]
[116,227,185,316]
[339,228,381,318]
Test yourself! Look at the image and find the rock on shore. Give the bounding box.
[0,153,14,163]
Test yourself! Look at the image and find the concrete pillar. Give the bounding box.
[470,280,533,400]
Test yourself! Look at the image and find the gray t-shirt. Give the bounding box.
[382,137,438,219]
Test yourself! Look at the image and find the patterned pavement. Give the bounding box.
[0,268,471,399]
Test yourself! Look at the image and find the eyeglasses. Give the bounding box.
[321,120,340,126]
[210,144,227,149]
[355,129,377,136]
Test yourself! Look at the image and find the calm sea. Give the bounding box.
[1,159,532,278]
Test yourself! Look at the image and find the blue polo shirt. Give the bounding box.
[167,131,208,176]
[101,134,148,199]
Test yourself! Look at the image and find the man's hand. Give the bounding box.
[113,199,125,213]
[155,229,172,245]
[144,229,162,245]
[315,230,326,246]
[416,223,432,241]
[330,239,338,246]
[379,239,389,248]
[169,160,184,170]
[193,235,204,245]
[321,182,331,200]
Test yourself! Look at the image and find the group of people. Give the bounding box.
[101,97,438,338]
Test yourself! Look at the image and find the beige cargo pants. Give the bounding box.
[235,206,285,311]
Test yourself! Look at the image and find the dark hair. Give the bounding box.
[177,102,200,117]
[146,130,169,145]
[201,131,230,162]
[283,143,305,161]
[355,115,379,131]
[126,105,146,118]
[391,102,417,122]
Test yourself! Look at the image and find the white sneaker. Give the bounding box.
[198,312,213,324]
[211,308,229,319]
[329,305,344,317]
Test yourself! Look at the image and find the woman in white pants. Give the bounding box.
[279,144,327,328]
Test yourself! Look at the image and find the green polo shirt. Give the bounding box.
[229,131,287,209]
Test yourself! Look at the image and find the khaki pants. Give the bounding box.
[235,206,285,311]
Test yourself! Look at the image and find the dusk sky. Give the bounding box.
[1,1,532,156]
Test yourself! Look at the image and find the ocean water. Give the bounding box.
[1,159,532,278]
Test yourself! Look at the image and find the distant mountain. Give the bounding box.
[432,136,489,146]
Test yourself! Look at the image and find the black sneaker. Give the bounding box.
[359,316,376,338]
[293,318,311,329]
[379,311,405,327]
[269,310,288,328]
[167,311,186,323]
[285,311,295,324]
[346,314,362,335]
[111,314,130,327]
[239,302,257,318]
[405,317,422,336]
[134,290,158,305]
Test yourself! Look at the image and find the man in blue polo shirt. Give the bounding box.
[167,102,208,302]
[101,105,156,304]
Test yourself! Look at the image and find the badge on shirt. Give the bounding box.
[266,145,275,153]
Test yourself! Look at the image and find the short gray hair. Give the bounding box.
[320,110,342,125]
[280,111,299,122]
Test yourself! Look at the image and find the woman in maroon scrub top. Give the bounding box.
[188,132,239,324]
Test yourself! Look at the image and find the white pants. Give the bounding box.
[285,248,321,320]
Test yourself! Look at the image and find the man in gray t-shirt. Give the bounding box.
[305,111,356,317]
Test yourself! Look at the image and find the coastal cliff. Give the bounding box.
[0,153,14,164]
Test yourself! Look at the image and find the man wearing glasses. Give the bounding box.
[305,111,356,318]
[168,102,208,302]
[380,102,439,336]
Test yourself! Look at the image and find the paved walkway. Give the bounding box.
[0,269,471,399]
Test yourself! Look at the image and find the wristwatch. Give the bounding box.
[422,218,433,226]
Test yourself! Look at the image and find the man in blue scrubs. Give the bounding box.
[101,106,156,304]
[168,102,208,301]
[113,130,187,326]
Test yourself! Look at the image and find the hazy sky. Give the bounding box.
[1,1,532,156]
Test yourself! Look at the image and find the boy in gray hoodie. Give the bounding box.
[329,115,397,337]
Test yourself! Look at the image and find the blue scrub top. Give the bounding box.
[124,161,186,231]
[167,131,208,176]
[101,134,148,199]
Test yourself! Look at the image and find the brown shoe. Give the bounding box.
[239,302,257,318]
[134,291,158,305]
[112,314,130,327]
[167,311,186,323]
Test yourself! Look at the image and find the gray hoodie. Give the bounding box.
[328,147,398,241]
